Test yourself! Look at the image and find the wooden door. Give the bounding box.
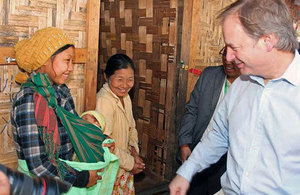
[98,0,178,180]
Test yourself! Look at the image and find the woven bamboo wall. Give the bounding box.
[0,0,87,169]
[185,0,235,99]
[99,0,177,180]
[186,0,299,98]
[193,0,233,68]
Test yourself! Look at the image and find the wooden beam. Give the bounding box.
[186,0,200,101]
[84,0,101,110]
[0,47,87,65]
[181,0,194,68]
[164,0,182,181]
[165,0,193,180]
[73,48,87,64]
[0,47,16,65]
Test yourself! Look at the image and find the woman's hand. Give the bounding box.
[134,155,144,166]
[86,169,104,188]
[130,146,145,174]
[131,161,144,175]
[103,142,115,153]
[131,154,145,175]
[132,156,146,175]
[130,146,138,157]
[103,136,116,153]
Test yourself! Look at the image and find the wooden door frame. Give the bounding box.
[175,0,201,124]
[84,0,101,110]
[168,0,200,179]
[164,0,195,180]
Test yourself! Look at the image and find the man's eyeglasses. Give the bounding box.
[219,47,226,56]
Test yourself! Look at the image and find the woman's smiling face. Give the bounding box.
[38,46,74,85]
[108,67,134,98]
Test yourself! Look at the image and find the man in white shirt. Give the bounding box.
[169,0,300,194]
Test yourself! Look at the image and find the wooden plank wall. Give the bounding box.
[98,0,178,180]
[0,0,88,169]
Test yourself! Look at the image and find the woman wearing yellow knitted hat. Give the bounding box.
[14,27,74,84]
[11,27,119,194]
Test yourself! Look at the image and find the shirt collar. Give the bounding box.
[279,50,300,86]
[103,82,129,101]
[248,50,300,86]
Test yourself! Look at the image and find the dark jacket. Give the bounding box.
[178,65,226,153]
[177,65,227,195]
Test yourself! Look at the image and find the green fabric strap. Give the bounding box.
[18,139,120,195]
[22,73,106,163]
[224,79,228,95]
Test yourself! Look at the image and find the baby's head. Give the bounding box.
[81,110,106,129]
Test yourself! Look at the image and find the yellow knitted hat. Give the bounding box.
[80,110,106,130]
[14,27,74,83]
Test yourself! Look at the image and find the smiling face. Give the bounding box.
[38,46,74,84]
[223,14,269,77]
[107,67,134,98]
[221,47,240,81]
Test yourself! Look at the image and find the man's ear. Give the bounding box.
[263,34,277,52]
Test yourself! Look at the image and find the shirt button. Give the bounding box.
[245,171,249,177]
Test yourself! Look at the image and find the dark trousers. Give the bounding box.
[187,153,227,195]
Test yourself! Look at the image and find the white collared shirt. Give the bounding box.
[178,51,300,194]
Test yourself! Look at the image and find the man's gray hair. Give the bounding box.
[218,0,298,52]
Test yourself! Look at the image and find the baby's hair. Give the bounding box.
[81,110,106,129]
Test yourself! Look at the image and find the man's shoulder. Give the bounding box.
[203,65,224,72]
[199,65,225,80]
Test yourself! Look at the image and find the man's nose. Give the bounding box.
[226,47,236,62]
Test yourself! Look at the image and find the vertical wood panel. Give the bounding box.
[84,0,100,110]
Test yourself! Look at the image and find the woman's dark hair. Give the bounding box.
[104,54,135,79]
[51,44,74,58]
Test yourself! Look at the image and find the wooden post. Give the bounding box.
[165,0,181,180]
[186,0,200,101]
[176,0,195,103]
[165,0,194,180]
[85,0,101,110]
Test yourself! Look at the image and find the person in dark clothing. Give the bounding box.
[177,47,240,195]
